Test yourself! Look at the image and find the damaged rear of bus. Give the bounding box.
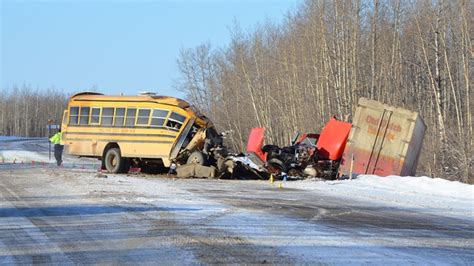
[169,106,225,167]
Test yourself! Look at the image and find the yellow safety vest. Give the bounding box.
[50,132,62,145]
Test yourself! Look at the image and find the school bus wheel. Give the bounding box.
[186,151,208,166]
[104,148,124,173]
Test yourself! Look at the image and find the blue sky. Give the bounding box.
[1,0,298,97]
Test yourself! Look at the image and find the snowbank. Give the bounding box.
[286,175,472,200]
[283,175,473,219]
[0,150,49,162]
[354,175,473,200]
[0,137,96,164]
[0,136,23,141]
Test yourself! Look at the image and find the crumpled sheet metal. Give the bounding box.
[226,152,267,173]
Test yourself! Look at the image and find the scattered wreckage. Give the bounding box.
[174,128,269,180]
[62,93,424,179]
[175,98,426,180]
[174,117,352,180]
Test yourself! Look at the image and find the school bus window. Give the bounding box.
[151,109,169,127]
[69,107,79,125]
[79,107,90,125]
[125,108,137,127]
[169,112,186,123]
[114,108,125,127]
[136,109,151,126]
[101,107,114,126]
[166,112,186,129]
[90,107,101,125]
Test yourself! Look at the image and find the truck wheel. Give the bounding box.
[187,151,208,166]
[267,158,284,176]
[104,148,123,173]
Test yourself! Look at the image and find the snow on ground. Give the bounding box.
[283,175,473,220]
[0,137,97,164]
[0,150,49,163]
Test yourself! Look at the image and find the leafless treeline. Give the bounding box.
[177,0,473,182]
[0,87,68,137]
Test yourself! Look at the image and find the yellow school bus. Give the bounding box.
[61,92,222,173]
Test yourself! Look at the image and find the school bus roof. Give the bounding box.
[70,92,191,109]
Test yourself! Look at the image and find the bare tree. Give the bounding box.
[176,0,472,182]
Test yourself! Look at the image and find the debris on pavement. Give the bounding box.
[176,164,217,179]
[95,173,108,178]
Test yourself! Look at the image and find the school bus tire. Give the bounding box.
[186,151,208,166]
[104,148,124,173]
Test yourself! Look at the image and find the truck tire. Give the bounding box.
[267,158,284,176]
[186,151,208,166]
[104,148,123,173]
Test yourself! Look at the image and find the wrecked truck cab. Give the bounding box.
[246,117,352,179]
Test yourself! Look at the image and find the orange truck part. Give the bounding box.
[316,118,352,160]
[246,127,267,161]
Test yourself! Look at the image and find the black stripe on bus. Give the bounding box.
[66,125,180,132]
[63,138,174,144]
[64,132,177,138]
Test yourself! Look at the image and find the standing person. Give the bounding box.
[50,128,63,166]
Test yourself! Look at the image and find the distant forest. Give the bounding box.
[0,87,68,137]
[176,0,472,182]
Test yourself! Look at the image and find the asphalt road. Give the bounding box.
[0,138,472,264]
[0,167,472,264]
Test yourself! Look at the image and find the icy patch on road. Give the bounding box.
[2,167,473,264]
[98,174,473,263]
[209,211,462,264]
